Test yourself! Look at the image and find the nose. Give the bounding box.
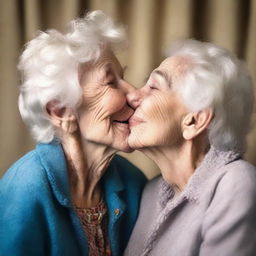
[127,87,143,109]
[120,80,136,94]
[120,80,143,109]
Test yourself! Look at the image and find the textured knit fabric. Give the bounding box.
[124,147,256,256]
[0,140,147,256]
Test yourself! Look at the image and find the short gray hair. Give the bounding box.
[167,39,254,152]
[18,10,126,143]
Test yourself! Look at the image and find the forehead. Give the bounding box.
[79,49,122,77]
[96,50,122,70]
[158,56,191,79]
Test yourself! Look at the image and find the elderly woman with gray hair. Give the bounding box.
[0,11,146,256]
[125,39,256,256]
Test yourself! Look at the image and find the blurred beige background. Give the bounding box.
[0,0,256,179]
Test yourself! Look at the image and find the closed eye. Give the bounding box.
[107,79,117,87]
[148,83,158,90]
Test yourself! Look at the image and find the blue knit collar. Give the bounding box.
[36,140,125,208]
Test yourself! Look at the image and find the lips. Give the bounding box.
[112,106,134,125]
[129,116,144,127]
[113,119,129,124]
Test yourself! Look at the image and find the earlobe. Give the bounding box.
[182,109,213,140]
[182,113,196,140]
[59,114,78,134]
[46,101,78,134]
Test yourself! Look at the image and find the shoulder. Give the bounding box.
[1,149,47,190]
[137,175,162,206]
[143,175,162,194]
[0,147,51,204]
[0,148,53,235]
[217,159,256,196]
[206,159,256,212]
[111,154,147,186]
[225,159,256,177]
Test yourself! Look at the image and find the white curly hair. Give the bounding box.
[18,10,126,143]
[167,39,254,152]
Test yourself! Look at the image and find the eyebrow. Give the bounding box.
[105,63,126,78]
[152,70,170,85]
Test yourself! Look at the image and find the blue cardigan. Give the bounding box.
[0,141,146,256]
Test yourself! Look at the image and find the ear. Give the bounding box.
[46,101,78,134]
[182,108,213,140]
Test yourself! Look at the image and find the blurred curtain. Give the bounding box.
[0,0,255,178]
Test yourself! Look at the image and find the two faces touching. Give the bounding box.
[50,48,189,157]
[2,10,256,256]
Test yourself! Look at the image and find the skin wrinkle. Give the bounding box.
[146,95,177,145]
[79,85,127,137]
[78,50,130,141]
[66,135,115,206]
[80,54,124,86]
[82,88,110,119]
[128,56,209,192]
[162,56,192,81]
[144,147,194,191]
[77,87,108,135]
[152,70,171,87]
[130,86,187,148]
[52,49,134,208]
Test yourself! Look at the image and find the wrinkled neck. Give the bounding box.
[60,132,116,207]
[142,138,209,192]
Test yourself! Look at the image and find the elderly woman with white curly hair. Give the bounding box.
[0,11,146,256]
[124,39,256,256]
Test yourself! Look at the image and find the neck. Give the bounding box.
[61,132,116,208]
[141,139,209,192]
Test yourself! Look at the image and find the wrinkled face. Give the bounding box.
[77,50,134,152]
[127,56,189,149]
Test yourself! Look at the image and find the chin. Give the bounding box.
[122,147,134,153]
[114,143,134,153]
[127,133,146,150]
[127,140,143,150]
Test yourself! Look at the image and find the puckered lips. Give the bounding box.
[112,106,134,127]
[129,115,144,127]
[113,119,129,124]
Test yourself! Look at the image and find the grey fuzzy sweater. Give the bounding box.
[124,147,256,256]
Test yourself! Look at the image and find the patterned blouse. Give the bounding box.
[75,200,111,256]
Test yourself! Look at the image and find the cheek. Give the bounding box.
[144,95,172,124]
[76,86,108,131]
[101,89,126,113]
[81,84,106,108]
[143,95,183,144]
[82,85,125,114]
[77,87,127,137]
